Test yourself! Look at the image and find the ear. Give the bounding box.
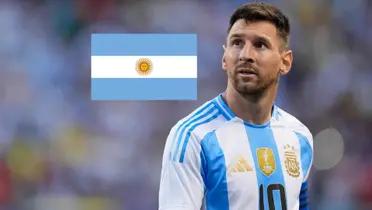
[222,45,227,71]
[279,49,293,75]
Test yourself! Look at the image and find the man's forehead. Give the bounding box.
[228,19,278,40]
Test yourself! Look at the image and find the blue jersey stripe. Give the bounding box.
[300,182,308,193]
[214,97,232,120]
[245,125,287,210]
[295,132,312,179]
[179,110,221,162]
[200,132,229,210]
[170,102,215,160]
[173,106,217,161]
[213,100,230,120]
[215,95,235,120]
[299,181,309,210]
[200,148,207,186]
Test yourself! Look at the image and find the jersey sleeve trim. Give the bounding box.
[179,109,221,162]
[171,102,216,162]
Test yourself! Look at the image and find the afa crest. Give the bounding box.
[257,147,276,176]
[136,58,152,75]
[284,144,300,178]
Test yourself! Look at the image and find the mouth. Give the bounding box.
[237,68,258,77]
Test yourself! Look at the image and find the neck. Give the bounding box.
[224,84,277,125]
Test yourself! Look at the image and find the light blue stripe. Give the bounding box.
[212,100,229,120]
[170,102,215,160]
[217,95,235,119]
[91,78,197,100]
[91,34,197,56]
[200,132,229,210]
[179,111,221,162]
[295,132,312,179]
[172,106,216,161]
[200,148,207,186]
[245,124,287,210]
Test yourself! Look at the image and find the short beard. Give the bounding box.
[232,72,279,98]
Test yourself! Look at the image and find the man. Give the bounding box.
[159,2,313,210]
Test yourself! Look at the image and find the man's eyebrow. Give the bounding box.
[255,35,271,44]
[228,33,272,43]
[228,33,245,39]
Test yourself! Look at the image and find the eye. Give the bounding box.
[231,39,244,47]
[253,40,268,49]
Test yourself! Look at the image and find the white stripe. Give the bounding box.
[215,120,259,210]
[271,128,302,210]
[91,56,197,78]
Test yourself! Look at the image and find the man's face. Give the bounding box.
[222,19,292,95]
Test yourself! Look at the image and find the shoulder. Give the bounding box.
[199,118,246,155]
[202,118,244,140]
[273,106,313,147]
[273,106,314,181]
[174,99,217,129]
[168,97,228,162]
[170,98,226,142]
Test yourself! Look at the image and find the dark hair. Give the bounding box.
[228,2,290,48]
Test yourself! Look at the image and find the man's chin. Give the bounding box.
[236,85,264,95]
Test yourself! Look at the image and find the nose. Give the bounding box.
[239,43,255,63]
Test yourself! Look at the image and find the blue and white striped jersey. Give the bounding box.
[159,94,313,210]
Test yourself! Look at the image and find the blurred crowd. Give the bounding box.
[0,0,372,209]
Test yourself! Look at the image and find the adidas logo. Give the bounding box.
[228,155,253,173]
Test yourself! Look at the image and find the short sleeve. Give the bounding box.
[159,129,204,210]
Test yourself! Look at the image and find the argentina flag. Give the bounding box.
[91,34,197,100]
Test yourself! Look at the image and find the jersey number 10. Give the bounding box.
[259,184,287,210]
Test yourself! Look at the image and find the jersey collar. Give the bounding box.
[213,94,236,120]
[213,93,279,125]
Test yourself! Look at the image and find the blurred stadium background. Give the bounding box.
[0,0,372,209]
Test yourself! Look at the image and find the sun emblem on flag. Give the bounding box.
[136,58,152,76]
